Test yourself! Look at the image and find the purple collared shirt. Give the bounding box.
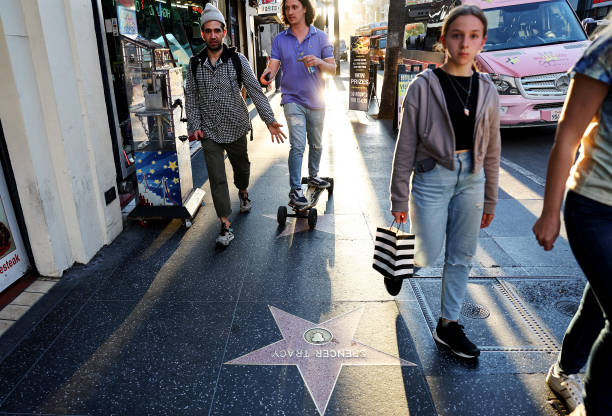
[270,25,333,109]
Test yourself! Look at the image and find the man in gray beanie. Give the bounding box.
[185,3,286,247]
[200,3,226,35]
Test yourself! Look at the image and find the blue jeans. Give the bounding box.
[283,102,325,190]
[409,151,485,321]
[558,190,612,415]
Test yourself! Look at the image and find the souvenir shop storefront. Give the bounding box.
[92,0,250,207]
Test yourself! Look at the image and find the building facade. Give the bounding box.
[0,0,123,281]
[0,0,264,285]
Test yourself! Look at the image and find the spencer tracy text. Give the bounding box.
[1,253,20,274]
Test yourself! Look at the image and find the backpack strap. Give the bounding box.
[229,50,243,88]
[190,50,206,83]
[227,48,253,141]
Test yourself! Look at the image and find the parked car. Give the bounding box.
[401,0,589,127]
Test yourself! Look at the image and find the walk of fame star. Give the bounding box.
[226,306,416,415]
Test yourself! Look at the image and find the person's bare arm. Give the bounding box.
[260,59,281,86]
[533,74,610,250]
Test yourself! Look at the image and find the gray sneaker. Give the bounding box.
[546,364,584,412]
[289,188,308,208]
[308,176,330,189]
[239,192,251,213]
[216,222,234,246]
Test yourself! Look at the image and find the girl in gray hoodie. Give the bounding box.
[389,5,501,359]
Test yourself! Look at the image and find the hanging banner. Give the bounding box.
[349,36,371,112]
[0,166,30,294]
[258,0,281,14]
[117,0,138,37]
[396,65,419,129]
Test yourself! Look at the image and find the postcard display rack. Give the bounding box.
[122,36,205,227]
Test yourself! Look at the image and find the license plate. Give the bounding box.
[550,109,561,121]
[542,109,562,122]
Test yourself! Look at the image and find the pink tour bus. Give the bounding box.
[402,0,589,127]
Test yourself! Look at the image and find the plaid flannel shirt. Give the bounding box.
[185,46,276,143]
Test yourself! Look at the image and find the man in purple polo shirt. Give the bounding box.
[260,0,336,208]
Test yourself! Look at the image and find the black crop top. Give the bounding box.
[433,68,479,152]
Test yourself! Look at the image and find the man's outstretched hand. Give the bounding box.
[268,122,286,143]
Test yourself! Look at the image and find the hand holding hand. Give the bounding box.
[392,211,408,224]
[268,122,287,144]
[533,212,561,251]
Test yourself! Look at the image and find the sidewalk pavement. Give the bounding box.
[0,71,585,415]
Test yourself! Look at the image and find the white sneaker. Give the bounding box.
[546,364,584,412]
[215,222,234,246]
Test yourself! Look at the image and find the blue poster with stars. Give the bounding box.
[135,151,182,206]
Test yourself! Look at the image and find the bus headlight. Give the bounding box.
[491,74,520,95]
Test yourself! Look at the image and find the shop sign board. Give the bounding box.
[349,36,371,112]
[117,0,138,36]
[592,0,612,7]
[396,65,419,129]
[0,167,30,294]
[258,0,281,15]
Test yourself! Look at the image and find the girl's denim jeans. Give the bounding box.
[409,151,485,320]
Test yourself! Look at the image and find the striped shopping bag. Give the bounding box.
[372,226,415,280]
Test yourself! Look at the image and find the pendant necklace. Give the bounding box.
[445,71,473,116]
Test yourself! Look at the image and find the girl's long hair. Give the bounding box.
[437,5,488,71]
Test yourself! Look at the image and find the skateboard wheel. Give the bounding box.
[184,220,192,229]
[308,208,317,230]
[328,178,334,195]
[277,205,287,226]
[301,177,308,185]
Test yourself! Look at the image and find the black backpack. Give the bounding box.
[189,46,252,140]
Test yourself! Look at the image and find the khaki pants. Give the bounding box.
[201,135,250,218]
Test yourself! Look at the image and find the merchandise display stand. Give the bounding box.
[121,36,204,227]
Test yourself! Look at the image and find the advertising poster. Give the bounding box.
[349,36,371,112]
[396,65,418,129]
[117,0,138,37]
[0,168,29,294]
[258,0,282,14]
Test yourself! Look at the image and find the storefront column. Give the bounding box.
[0,0,122,277]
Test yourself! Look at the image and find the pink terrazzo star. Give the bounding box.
[226,306,415,415]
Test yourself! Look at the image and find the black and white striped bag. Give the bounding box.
[372,226,415,280]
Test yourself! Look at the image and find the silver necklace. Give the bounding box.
[444,71,473,116]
